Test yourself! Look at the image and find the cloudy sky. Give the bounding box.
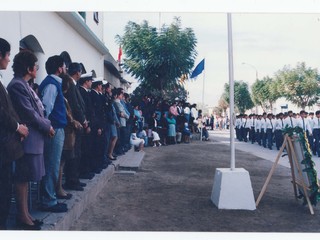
[3,0,320,111]
[104,11,320,109]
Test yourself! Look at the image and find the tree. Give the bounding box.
[223,80,254,113]
[251,76,281,112]
[274,62,320,110]
[116,18,197,101]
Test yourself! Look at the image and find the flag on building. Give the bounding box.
[190,58,205,79]
[118,46,122,62]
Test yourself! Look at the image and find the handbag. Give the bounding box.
[1,132,24,164]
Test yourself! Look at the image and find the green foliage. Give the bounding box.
[251,76,281,112]
[116,17,197,100]
[223,80,254,113]
[275,62,320,109]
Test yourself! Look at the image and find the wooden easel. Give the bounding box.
[255,134,315,215]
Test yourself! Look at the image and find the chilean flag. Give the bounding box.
[118,46,122,62]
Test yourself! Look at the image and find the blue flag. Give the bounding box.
[190,58,205,79]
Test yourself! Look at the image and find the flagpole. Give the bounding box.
[227,13,235,171]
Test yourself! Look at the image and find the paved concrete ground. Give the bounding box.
[69,129,320,235]
[3,129,320,240]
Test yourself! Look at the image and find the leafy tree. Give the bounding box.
[116,17,197,101]
[274,62,320,110]
[251,76,281,112]
[223,80,254,113]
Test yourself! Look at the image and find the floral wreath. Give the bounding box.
[283,126,320,206]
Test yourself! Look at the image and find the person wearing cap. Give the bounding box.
[63,62,90,191]
[78,72,94,182]
[90,78,107,173]
[38,55,68,213]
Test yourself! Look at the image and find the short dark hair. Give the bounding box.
[0,38,10,58]
[45,55,64,74]
[12,50,38,78]
[68,62,82,76]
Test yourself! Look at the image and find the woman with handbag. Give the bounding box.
[7,50,54,230]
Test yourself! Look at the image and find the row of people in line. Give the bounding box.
[235,110,320,155]
[0,38,142,230]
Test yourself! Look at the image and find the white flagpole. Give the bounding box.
[227,13,235,171]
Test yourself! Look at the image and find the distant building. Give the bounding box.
[0,11,128,90]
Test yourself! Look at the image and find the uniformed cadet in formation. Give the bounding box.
[234,110,320,156]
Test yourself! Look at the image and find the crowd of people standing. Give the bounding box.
[0,37,212,230]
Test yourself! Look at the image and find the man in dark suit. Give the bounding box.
[78,72,94,180]
[0,38,29,229]
[63,63,91,191]
[90,79,107,173]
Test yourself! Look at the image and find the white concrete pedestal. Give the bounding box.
[211,168,256,210]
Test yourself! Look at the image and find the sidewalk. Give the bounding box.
[7,148,145,231]
[208,129,320,175]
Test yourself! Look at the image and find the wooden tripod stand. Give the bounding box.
[255,134,315,215]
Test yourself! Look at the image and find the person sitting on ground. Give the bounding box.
[137,125,148,147]
[130,126,145,152]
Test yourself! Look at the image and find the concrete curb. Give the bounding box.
[30,148,145,231]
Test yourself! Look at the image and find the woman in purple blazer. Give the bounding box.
[7,50,54,230]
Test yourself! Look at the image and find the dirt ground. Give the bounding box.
[70,140,320,232]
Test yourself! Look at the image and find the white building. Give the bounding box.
[0,11,129,89]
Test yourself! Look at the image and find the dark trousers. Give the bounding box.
[306,130,314,152]
[261,130,267,147]
[255,129,261,145]
[250,127,255,143]
[79,132,92,175]
[274,130,283,150]
[266,129,273,149]
[65,129,82,185]
[91,129,105,171]
[0,162,12,229]
[313,129,320,156]
[235,127,241,141]
[241,127,248,142]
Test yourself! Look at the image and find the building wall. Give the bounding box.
[0,11,106,86]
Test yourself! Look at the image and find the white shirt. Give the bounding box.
[260,118,267,132]
[275,118,285,130]
[283,116,296,128]
[296,117,312,133]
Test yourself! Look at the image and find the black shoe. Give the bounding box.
[108,155,117,161]
[79,182,86,187]
[63,183,84,191]
[16,220,41,230]
[57,193,73,200]
[33,219,44,226]
[94,168,103,174]
[79,172,95,180]
[40,203,68,213]
[102,163,108,169]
